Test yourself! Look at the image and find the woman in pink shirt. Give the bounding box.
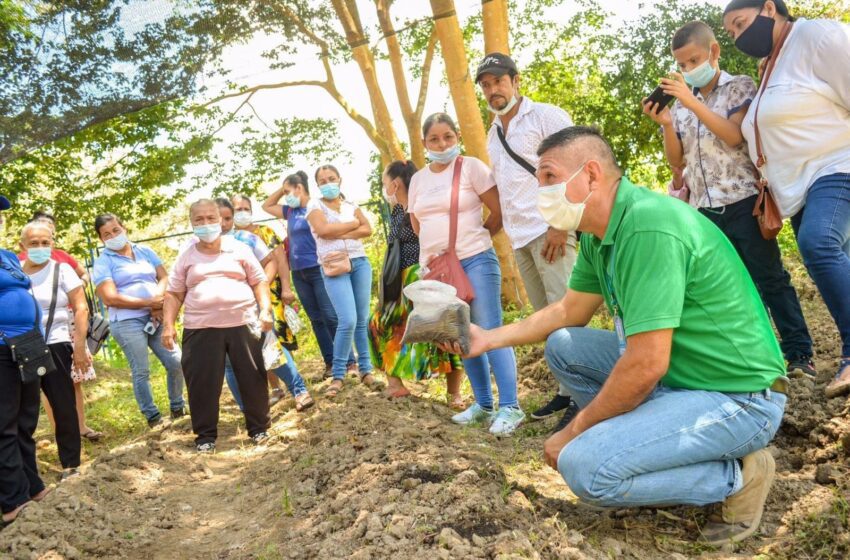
[408,112,524,436]
[162,199,273,453]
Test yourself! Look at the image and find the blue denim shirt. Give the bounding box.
[92,244,162,323]
[283,206,319,271]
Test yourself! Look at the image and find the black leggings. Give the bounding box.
[42,343,81,469]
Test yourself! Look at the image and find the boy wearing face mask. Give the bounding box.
[642,20,814,379]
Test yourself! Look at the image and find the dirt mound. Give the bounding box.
[2,274,848,559]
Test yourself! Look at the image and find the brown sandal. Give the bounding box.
[324,381,343,399]
[81,429,104,442]
[295,393,315,412]
[360,374,385,391]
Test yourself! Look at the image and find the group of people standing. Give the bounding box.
[2,0,848,546]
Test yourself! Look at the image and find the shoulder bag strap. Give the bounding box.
[753,21,793,171]
[496,125,537,178]
[448,156,464,253]
[44,262,60,340]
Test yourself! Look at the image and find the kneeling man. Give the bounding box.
[455,126,787,545]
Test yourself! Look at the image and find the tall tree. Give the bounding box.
[481,0,510,54]
[430,0,526,305]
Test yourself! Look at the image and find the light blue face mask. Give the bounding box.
[285,194,301,208]
[194,223,222,243]
[427,144,460,164]
[27,247,52,265]
[320,183,341,200]
[683,59,718,89]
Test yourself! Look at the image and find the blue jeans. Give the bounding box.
[791,173,850,357]
[545,327,787,507]
[291,265,355,367]
[225,347,307,411]
[111,316,186,422]
[460,249,518,410]
[322,256,374,379]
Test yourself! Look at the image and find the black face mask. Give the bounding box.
[735,14,776,58]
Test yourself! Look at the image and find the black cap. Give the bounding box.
[475,52,518,83]
[0,195,9,210]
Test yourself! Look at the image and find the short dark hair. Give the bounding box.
[723,0,792,18]
[672,21,716,51]
[214,197,234,213]
[231,194,252,209]
[537,126,620,170]
[385,160,418,190]
[94,213,122,236]
[285,170,310,195]
[422,112,458,138]
[314,164,340,183]
[32,210,55,224]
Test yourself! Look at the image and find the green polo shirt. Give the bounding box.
[569,177,784,392]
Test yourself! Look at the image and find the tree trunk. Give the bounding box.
[375,0,426,168]
[331,0,405,164]
[429,0,527,307]
[481,0,510,55]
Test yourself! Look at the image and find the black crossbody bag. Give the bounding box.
[1,268,57,383]
[496,125,537,177]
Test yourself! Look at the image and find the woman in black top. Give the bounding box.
[368,161,464,406]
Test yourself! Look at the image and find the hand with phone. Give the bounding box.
[660,72,698,110]
[641,87,674,127]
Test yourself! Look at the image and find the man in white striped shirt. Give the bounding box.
[476,53,578,430]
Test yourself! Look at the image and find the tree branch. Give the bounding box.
[201,80,325,108]
[415,29,438,123]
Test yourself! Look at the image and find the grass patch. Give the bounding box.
[785,490,850,560]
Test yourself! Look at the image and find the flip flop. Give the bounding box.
[81,430,104,442]
[324,381,343,399]
[1,502,29,527]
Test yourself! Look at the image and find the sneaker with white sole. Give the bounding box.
[196,442,216,454]
[489,406,526,436]
[251,431,270,445]
[451,403,494,425]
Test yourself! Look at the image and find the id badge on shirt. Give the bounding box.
[614,314,626,356]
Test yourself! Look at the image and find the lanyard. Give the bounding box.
[603,243,626,356]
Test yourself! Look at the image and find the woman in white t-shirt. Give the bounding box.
[19,222,90,480]
[306,164,378,398]
[724,0,850,397]
[408,112,523,436]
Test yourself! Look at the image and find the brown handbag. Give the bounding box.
[424,156,476,303]
[751,21,793,240]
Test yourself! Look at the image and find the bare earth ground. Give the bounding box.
[2,266,848,560]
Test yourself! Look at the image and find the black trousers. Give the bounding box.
[0,345,45,514]
[701,194,813,360]
[42,343,81,469]
[182,325,270,445]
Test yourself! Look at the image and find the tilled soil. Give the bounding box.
[2,272,848,559]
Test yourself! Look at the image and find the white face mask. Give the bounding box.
[233,210,253,228]
[489,94,518,116]
[383,180,399,206]
[537,163,591,232]
[104,232,129,252]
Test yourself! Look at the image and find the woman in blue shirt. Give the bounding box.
[0,195,48,526]
[263,171,355,377]
[91,213,186,427]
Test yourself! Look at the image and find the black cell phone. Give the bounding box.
[644,85,675,111]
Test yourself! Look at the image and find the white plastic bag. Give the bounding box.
[401,280,471,354]
[262,331,288,371]
[284,305,304,336]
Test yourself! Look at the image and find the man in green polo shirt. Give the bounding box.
[454,126,787,545]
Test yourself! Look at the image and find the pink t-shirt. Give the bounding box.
[167,236,267,329]
[408,155,496,266]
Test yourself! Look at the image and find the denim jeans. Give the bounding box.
[110,316,186,422]
[291,265,355,367]
[225,347,307,411]
[791,173,850,357]
[460,249,518,410]
[545,327,786,507]
[322,256,374,379]
[701,194,812,361]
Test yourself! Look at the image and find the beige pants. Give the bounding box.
[514,231,577,397]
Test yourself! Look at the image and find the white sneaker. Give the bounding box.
[451,403,495,425]
[489,407,526,436]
